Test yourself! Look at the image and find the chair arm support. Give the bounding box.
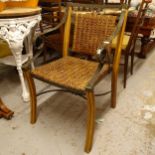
[96,9,126,64]
[96,41,111,65]
[22,36,44,70]
[86,63,110,90]
[22,7,69,70]
[90,9,127,90]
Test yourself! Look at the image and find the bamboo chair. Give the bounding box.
[24,3,127,153]
[111,0,152,88]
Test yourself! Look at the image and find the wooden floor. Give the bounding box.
[0,46,155,155]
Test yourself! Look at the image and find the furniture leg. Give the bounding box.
[85,90,95,153]
[124,51,129,88]
[130,46,135,75]
[111,70,117,108]
[10,41,30,102]
[0,14,41,102]
[138,36,150,59]
[23,70,37,124]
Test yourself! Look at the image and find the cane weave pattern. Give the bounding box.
[72,13,117,55]
[32,56,99,91]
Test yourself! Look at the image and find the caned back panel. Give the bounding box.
[72,13,117,56]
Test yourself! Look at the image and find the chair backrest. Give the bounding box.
[126,0,152,52]
[72,13,117,56]
[62,4,123,57]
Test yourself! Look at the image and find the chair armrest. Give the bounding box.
[96,9,126,64]
[96,42,111,65]
[22,37,44,70]
[86,63,110,90]
[22,7,69,70]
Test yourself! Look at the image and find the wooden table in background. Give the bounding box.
[126,15,155,58]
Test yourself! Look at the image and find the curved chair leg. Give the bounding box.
[85,90,95,153]
[124,51,129,88]
[23,69,37,124]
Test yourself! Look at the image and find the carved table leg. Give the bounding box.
[10,41,30,102]
[0,14,41,102]
[138,36,150,59]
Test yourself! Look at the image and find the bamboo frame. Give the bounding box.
[111,9,128,108]
[63,7,72,57]
[24,3,127,153]
[23,69,37,124]
[85,90,95,153]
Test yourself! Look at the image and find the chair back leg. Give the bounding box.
[111,10,128,108]
[130,46,135,75]
[123,51,129,88]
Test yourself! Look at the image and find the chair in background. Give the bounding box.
[24,3,127,152]
[111,0,152,88]
[39,0,63,62]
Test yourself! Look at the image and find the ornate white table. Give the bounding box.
[0,7,41,101]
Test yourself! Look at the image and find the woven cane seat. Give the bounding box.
[32,56,99,91]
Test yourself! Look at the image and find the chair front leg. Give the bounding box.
[23,70,37,124]
[111,71,117,108]
[85,90,96,153]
